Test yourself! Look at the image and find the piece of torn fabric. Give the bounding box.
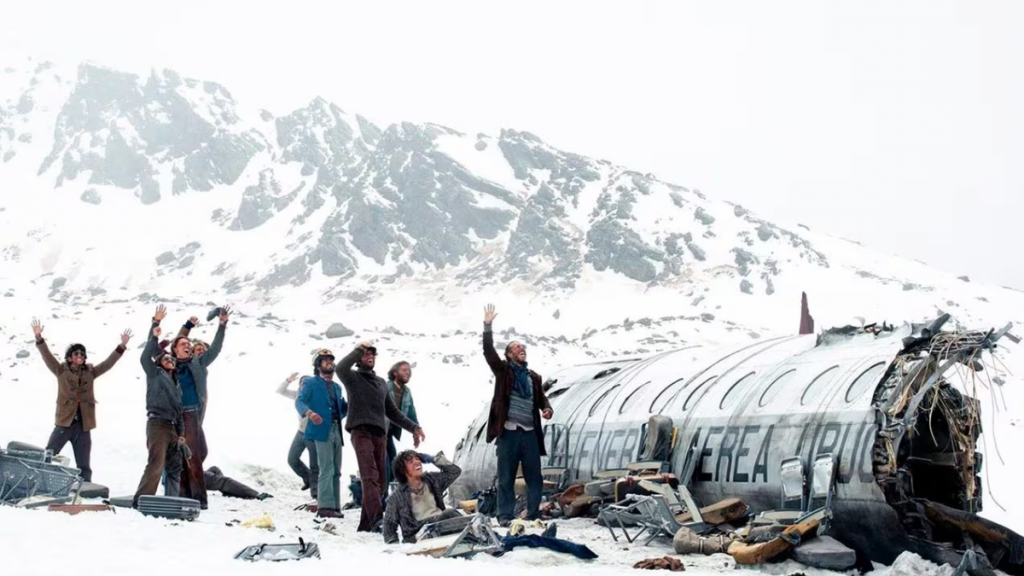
[241,514,274,530]
[633,556,685,571]
[496,535,598,560]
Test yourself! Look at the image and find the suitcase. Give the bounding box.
[137,495,201,521]
[234,538,320,562]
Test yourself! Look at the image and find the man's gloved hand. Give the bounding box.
[418,452,434,464]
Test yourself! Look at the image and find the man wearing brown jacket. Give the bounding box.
[481,304,553,526]
[31,319,132,482]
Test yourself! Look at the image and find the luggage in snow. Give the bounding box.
[137,495,201,521]
[234,538,320,562]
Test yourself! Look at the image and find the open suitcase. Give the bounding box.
[137,495,201,521]
[234,538,320,562]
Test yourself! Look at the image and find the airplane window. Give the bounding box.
[758,369,796,407]
[683,375,719,411]
[593,367,622,379]
[619,382,651,414]
[589,384,621,417]
[800,365,840,406]
[845,362,887,403]
[548,387,570,399]
[650,377,689,413]
[718,372,757,410]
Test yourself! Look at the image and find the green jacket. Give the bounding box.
[387,379,418,441]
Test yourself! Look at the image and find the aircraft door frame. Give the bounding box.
[544,423,570,467]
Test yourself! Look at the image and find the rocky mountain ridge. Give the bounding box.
[1,56,1020,344]
[1,59,833,299]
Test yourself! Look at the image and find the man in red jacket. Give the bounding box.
[480,304,552,526]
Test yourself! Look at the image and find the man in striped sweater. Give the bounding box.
[480,304,553,526]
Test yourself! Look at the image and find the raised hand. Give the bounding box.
[218,305,231,324]
[188,316,199,326]
[287,372,300,382]
[153,326,162,338]
[358,340,373,349]
[484,304,497,324]
[120,329,133,346]
[31,319,43,338]
[154,305,167,322]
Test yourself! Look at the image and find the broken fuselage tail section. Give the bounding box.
[451,314,1022,575]
[799,292,815,335]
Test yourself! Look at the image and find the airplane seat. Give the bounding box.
[752,455,810,526]
[639,415,674,462]
[513,464,564,497]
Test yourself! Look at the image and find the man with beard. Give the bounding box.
[133,305,187,508]
[166,306,229,510]
[385,361,419,492]
[30,319,133,483]
[481,304,553,526]
[336,342,425,532]
[296,349,347,518]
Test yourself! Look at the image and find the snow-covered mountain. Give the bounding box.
[3,58,1022,336]
[1,56,1023,572]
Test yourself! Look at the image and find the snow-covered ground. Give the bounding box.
[0,295,1020,575]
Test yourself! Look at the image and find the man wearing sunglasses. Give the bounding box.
[336,341,425,532]
[31,318,132,483]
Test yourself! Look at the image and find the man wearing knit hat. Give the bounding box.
[30,318,133,483]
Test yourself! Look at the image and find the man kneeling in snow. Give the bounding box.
[382,451,462,544]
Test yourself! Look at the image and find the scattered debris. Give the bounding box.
[633,556,685,571]
[234,538,320,562]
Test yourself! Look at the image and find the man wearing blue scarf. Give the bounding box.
[480,304,553,526]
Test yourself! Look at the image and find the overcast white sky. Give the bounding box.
[6,1,1022,289]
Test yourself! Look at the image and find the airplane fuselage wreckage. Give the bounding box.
[451,307,1024,575]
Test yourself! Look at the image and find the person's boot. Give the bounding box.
[316,508,343,518]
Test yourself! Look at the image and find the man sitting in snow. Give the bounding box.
[382,450,463,544]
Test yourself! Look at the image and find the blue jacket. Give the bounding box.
[295,375,348,444]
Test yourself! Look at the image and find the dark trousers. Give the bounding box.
[133,419,182,507]
[179,411,208,506]
[46,418,92,482]
[204,466,260,499]
[351,428,387,532]
[385,434,397,488]
[287,430,319,498]
[496,428,543,522]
